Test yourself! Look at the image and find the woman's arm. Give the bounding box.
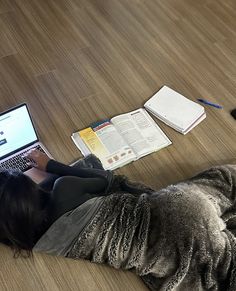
[25,149,112,183]
[46,159,110,180]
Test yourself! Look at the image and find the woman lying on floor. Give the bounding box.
[0,149,235,291]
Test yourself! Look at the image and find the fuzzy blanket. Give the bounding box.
[35,165,236,291]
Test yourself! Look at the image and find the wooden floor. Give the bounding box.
[0,0,236,290]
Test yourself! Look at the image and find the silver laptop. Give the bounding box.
[0,103,52,172]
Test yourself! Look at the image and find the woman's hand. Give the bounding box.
[25,149,51,171]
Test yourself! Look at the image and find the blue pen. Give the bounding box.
[197,98,223,109]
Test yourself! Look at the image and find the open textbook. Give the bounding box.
[71,108,172,170]
[144,86,206,134]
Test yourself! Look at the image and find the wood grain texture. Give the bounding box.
[0,0,235,290]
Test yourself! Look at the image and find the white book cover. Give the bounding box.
[144,86,205,132]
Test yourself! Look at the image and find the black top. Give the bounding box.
[43,159,112,224]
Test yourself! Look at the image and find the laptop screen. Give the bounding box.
[0,104,38,159]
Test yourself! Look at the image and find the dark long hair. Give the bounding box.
[0,170,49,257]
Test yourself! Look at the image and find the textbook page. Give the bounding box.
[91,120,136,169]
[77,121,136,170]
[111,108,171,158]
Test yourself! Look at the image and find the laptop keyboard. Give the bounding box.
[0,145,45,172]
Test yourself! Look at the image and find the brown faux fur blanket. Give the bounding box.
[35,165,236,290]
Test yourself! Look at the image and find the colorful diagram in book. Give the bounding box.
[78,119,136,170]
[78,127,108,158]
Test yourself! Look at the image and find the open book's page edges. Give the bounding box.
[71,133,91,156]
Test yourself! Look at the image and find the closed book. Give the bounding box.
[144,86,206,134]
